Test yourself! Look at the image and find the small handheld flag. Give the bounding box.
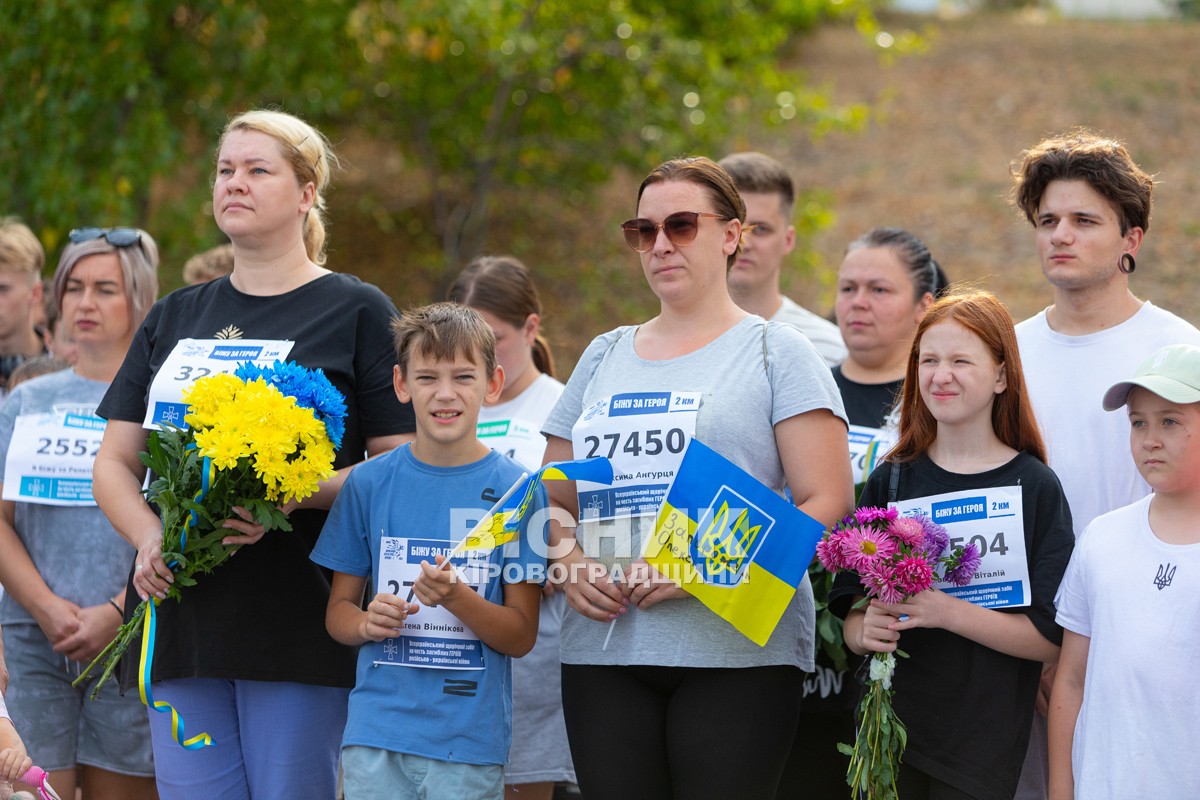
[643,439,824,646]
[446,457,615,559]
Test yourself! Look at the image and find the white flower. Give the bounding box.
[869,652,896,690]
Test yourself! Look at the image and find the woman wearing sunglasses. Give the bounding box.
[91,110,414,799]
[0,228,159,799]
[540,157,853,799]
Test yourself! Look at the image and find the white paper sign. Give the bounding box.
[848,424,895,486]
[477,417,544,472]
[373,537,491,670]
[891,485,1030,608]
[570,391,700,521]
[142,338,294,430]
[3,410,106,506]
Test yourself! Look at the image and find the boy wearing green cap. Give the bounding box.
[1048,343,1200,800]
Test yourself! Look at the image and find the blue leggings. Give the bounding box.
[146,678,349,800]
[561,663,803,800]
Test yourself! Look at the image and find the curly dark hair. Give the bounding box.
[1011,128,1155,235]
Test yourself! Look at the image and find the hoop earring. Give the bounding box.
[1119,253,1136,274]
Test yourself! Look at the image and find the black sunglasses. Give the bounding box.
[68,227,142,247]
[620,211,727,253]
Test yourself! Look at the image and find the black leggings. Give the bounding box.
[561,663,804,800]
[895,762,980,800]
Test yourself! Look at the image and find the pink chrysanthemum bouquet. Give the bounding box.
[817,506,981,799]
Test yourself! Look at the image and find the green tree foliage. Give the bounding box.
[0,0,358,257]
[348,0,874,289]
[1,0,880,294]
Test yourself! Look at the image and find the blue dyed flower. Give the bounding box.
[235,360,347,448]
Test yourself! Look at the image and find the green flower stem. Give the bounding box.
[72,603,146,699]
[842,653,905,800]
[74,428,297,700]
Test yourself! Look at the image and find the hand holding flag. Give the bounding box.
[445,457,615,561]
[642,439,824,646]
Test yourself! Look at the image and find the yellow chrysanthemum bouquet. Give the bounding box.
[75,361,345,705]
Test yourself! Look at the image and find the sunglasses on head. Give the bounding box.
[620,211,728,253]
[68,227,142,248]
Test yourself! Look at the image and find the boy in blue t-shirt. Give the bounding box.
[312,302,545,800]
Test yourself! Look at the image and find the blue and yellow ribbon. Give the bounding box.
[137,452,216,749]
[176,449,216,558]
[138,600,213,749]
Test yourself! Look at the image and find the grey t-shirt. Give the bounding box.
[0,369,134,625]
[543,316,847,669]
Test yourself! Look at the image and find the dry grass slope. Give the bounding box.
[332,12,1200,370]
[783,11,1200,324]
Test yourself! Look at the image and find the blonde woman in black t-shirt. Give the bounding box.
[93,110,414,799]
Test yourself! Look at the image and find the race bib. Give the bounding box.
[848,424,895,486]
[570,391,700,521]
[891,485,1030,608]
[3,410,105,506]
[142,338,294,429]
[477,417,545,472]
[373,537,491,670]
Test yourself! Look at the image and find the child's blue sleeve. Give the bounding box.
[311,472,372,577]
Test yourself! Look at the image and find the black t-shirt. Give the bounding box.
[99,273,415,688]
[800,367,902,717]
[830,452,1074,800]
[831,365,901,429]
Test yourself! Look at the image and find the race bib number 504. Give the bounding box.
[891,485,1030,609]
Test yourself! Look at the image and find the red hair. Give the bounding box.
[889,290,1047,464]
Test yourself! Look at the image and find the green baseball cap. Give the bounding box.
[1103,344,1200,411]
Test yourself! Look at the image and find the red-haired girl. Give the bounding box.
[832,289,1075,800]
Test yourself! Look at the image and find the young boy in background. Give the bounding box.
[1049,343,1200,799]
[312,302,545,800]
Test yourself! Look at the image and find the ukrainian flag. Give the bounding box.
[643,440,822,646]
[455,458,615,553]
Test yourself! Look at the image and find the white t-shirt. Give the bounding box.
[477,372,564,471]
[1054,495,1200,799]
[1016,301,1200,535]
[772,295,847,368]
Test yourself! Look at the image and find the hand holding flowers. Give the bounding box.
[75,361,346,701]
[817,506,981,799]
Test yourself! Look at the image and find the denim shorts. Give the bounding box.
[342,746,503,800]
[1,623,154,776]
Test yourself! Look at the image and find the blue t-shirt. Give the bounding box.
[311,444,546,765]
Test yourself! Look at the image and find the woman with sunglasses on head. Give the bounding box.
[91,110,415,799]
[540,157,853,799]
[0,227,159,800]
[448,255,575,800]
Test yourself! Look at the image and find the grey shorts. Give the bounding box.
[1,623,154,776]
[507,591,574,784]
[342,747,503,800]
